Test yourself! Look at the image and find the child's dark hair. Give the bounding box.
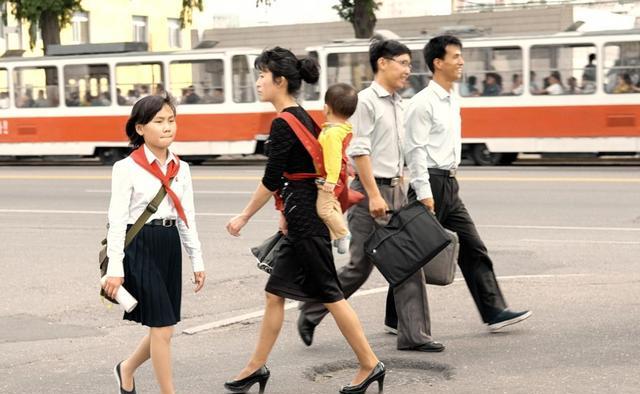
[325,83,358,119]
[369,39,411,73]
[125,94,176,148]
[423,35,463,73]
[254,46,319,95]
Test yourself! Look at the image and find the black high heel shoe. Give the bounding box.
[339,362,385,394]
[224,365,270,394]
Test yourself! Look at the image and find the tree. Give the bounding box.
[0,0,83,51]
[333,0,381,39]
[180,0,204,29]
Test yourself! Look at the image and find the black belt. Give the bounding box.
[428,168,457,178]
[355,176,401,187]
[146,218,177,227]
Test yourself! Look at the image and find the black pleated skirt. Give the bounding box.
[122,224,182,327]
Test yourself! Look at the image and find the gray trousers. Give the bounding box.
[299,178,433,349]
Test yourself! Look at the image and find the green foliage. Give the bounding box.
[0,0,83,49]
[180,0,204,29]
[332,0,380,24]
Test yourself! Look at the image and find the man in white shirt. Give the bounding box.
[397,35,532,334]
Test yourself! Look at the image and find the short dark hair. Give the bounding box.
[125,94,176,148]
[324,83,358,118]
[369,39,411,74]
[423,35,463,73]
[254,46,319,95]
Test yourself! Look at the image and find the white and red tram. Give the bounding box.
[305,29,640,165]
[0,29,638,165]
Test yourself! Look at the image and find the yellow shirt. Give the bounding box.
[318,122,352,184]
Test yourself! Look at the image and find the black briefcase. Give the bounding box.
[364,200,452,287]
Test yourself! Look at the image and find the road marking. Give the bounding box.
[182,273,590,335]
[480,224,640,232]
[1,209,639,233]
[522,239,640,245]
[84,189,252,194]
[1,175,639,183]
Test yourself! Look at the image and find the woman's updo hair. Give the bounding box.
[125,93,176,148]
[254,46,319,95]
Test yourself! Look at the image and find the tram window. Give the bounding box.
[64,64,111,107]
[170,59,224,104]
[326,52,373,93]
[13,66,59,108]
[530,44,596,95]
[400,49,431,99]
[0,69,8,109]
[115,62,164,105]
[603,42,640,94]
[459,47,522,97]
[232,55,256,103]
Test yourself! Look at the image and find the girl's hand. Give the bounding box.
[226,214,249,236]
[193,271,205,293]
[102,276,124,299]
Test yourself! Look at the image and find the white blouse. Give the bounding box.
[106,145,204,277]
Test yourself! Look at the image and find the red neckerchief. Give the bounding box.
[130,147,188,227]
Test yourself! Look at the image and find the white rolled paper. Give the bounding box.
[100,276,138,313]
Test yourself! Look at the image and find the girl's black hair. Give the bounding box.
[125,94,176,148]
[254,46,319,95]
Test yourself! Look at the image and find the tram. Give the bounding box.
[304,29,640,165]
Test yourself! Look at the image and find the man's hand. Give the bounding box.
[420,198,435,214]
[369,195,389,218]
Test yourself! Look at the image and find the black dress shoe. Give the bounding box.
[224,365,270,394]
[402,340,445,352]
[339,361,385,394]
[488,309,532,332]
[297,314,316,347]
[113,361,136,394]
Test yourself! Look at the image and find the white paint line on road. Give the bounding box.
[84,189,252,194]
[182,273,590,335]
[522,239,640,245]
[2,209,639,232]
[479,224,640,232]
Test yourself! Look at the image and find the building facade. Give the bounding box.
[0,0,198,57]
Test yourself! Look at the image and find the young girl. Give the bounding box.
[225,47,385,394]
[102,94,206,394]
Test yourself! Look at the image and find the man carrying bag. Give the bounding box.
[393,35,532,335]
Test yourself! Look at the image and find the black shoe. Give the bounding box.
[113,361,136,394]
[339,361,385,394]
[297,314,316,347]
[488,309,532,332]
[224,365,270,394]
[402,340,445,353]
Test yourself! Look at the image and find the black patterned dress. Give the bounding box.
[261,106,344,303]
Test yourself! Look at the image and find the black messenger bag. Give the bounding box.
[364,200,452,287]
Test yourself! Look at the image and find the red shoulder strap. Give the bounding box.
[277,112,325,176]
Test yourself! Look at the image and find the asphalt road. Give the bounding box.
[0,165,639,393]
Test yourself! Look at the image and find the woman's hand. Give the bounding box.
[226,214,249,236]
[279,212,288,235]
[102,276,124,299]
[193,271,206,293]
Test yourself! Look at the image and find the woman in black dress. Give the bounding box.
[225,47,385,394]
